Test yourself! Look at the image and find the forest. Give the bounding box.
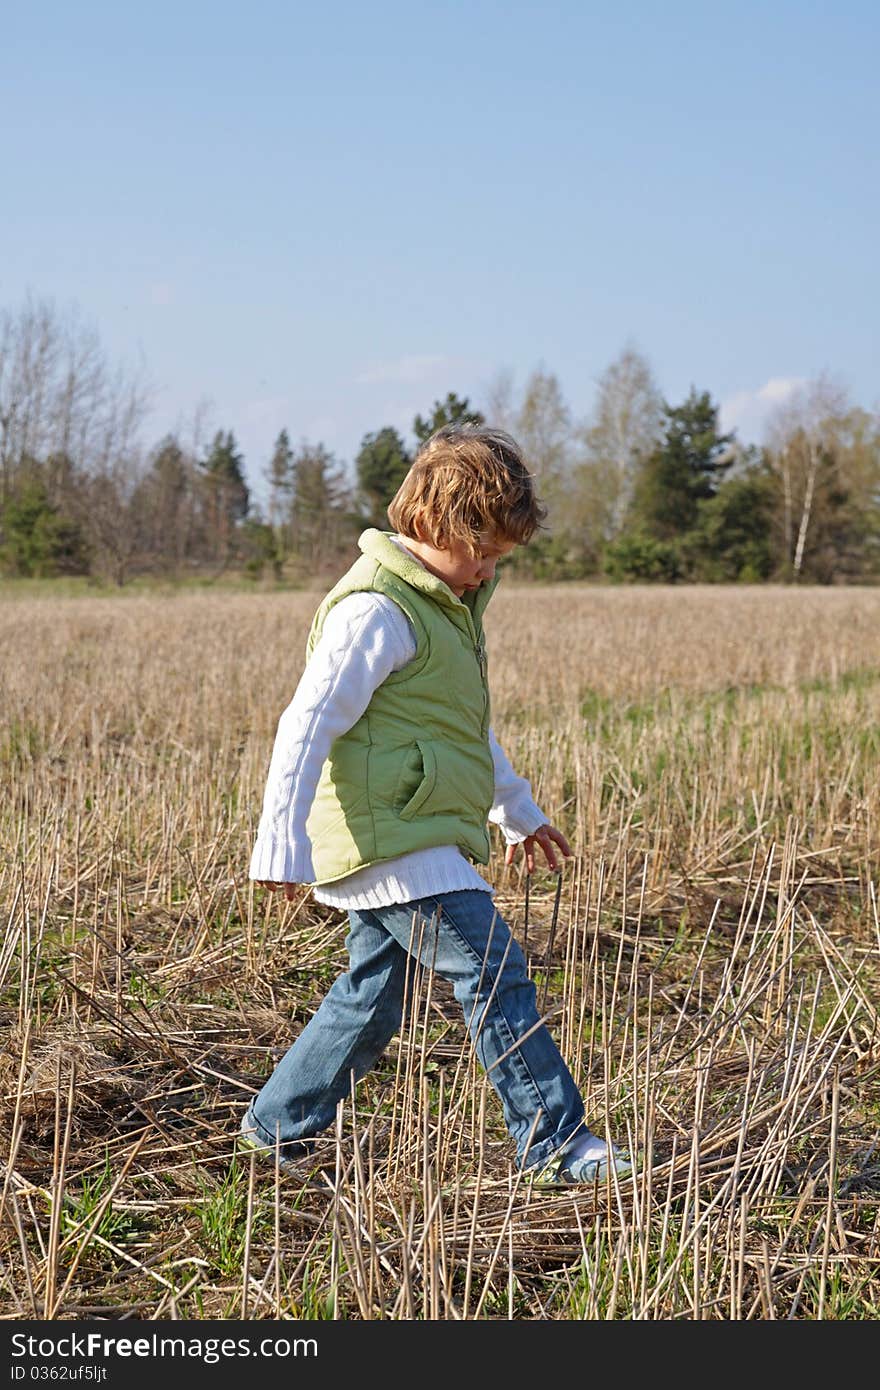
[2,296,878,587]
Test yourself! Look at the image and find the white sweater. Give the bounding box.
[249,565,546,910]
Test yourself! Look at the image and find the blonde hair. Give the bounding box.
[387,424,546,556]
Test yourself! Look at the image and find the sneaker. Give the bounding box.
[237,1108,312,1175]
[529,1135,634,1187]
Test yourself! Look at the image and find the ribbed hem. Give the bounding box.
[489,798,545,843]
[313,847,494,910]
[249,834,314,884]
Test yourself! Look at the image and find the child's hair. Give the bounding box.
[387,423,546,556]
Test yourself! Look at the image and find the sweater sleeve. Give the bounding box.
[486,728,546,845]
[249,593,417,883]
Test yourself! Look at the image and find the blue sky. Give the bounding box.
[4,1,878,506]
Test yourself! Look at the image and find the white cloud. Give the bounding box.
[720,376,806,444]
[354,354,459,386]
[757,377,804,404]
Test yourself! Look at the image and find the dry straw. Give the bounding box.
[1,583,879,1318]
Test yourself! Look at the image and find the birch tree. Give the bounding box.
[765,375,850,579]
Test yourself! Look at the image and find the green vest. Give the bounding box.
[305,529,498,885]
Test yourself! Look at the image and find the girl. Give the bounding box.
[243,424,631,1186]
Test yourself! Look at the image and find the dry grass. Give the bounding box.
[2,582,879,1320]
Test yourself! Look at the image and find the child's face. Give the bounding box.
[404,531,517,598]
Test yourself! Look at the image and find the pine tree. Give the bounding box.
[630,389,735,540]
[413,392,484,444]
[266,429,294,530]
[199,430,249,567]
[355,427,411,527]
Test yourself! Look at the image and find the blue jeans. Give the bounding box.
[243,889,585,1170]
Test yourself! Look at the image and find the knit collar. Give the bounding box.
[358,528,499,627]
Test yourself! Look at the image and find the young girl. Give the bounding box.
[242,424,631,1185]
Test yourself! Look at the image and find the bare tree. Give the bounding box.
[480,367,517,435]
[0,296,150,503]
[290,440,352,575]
[515,367,573,532]
[765,374,850,579]
[78,454,145,585]
[132,435,201,577]
[579,344,664,535]
[0,298,60,492]
[480,365,599,572]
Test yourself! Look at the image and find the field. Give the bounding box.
[2,582,880,1320]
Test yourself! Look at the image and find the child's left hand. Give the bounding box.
[504,823,573,874]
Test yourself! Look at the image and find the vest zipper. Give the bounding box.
[474,636,490,735]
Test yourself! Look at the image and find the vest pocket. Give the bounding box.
[393,739,438,821]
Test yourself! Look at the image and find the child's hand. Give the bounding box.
[504,823,573,874]
[256,880,302,902]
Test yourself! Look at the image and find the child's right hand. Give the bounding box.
[256,880,303,902]
[504,823,573,874]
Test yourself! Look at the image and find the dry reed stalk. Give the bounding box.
[817,1068,841,1319]
[42,1053,75,1316]
[5,1185,39,1316]
[239,1148,256,1318]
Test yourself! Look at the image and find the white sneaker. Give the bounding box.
[530,1135,634,1187]
[237,1108,309,1175]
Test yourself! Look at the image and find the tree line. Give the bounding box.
[2,296,878,585]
